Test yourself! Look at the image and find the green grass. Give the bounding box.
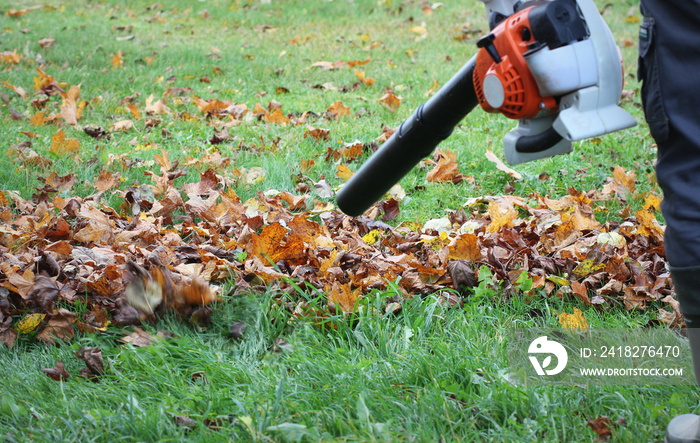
[2,287,696,442]
[1,0,694,441]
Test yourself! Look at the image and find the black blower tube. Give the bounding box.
[337,55,479,216]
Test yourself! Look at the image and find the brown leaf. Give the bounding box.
[486,199,518,233]
[230,322,247,340]
[112,297,141,326]
[145,95,170,115]
[120,327,161,347]
[40,172,76,192]
[27,274,61,312]
[570,281,591,305]
[354,69,375,86]
[327,282,360,312]
[586,416,613,442]
[59,84,81,125]
[37,309,77,344]
[2,80,28,98]
[111,50,124,68]
[249,222,305,263]
[174,415,198,429]
[262,108,290,124]
[124,262,167,316]
[83,124,110,140]
[448,259,477,291]
[426,149,464,183]
[304,126,330,141]
[38,38,56,48]
[42,360,70,381]
[94,169,121,192]
[76,347,105,380]
[0,314,18,349]
[379,199,400,222]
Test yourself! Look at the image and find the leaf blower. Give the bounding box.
[336,0,636,217]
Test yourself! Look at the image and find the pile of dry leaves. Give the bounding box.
[0,153,679,347]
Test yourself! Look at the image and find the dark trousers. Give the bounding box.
[639,1,700,314]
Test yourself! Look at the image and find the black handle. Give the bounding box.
[336,56,479,217]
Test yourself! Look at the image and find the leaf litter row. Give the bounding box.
[0,140,679,345]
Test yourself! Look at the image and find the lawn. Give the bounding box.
[1,0,697,441]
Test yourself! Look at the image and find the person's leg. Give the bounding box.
[638,1,700,441]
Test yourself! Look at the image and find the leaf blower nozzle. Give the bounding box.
[336,56,478,217]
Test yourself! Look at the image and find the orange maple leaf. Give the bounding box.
[379,91,401,111]
[50,129,81,154]
[327,101,351,118]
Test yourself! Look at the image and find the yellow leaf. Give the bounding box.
[50,128,81,154]
[362,229,383,245]
[547,275,570,286]
[486,199,518,233]
[409,25,427,35]
[448,233,481,261]
[643,193,662,211]
[558,308,589,330]
[336,164,354,181]
[16,313,46,334]
[1,50,21,64]
[354,69,375,86]
[636,209,664,238]
[572,259,606,278]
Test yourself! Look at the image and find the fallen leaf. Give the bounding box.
[120,327,162,347]
[558,308,589,330]
[586,416,613,442]
[50,129,81,154]
[76,347,105,380]
[485,150,522,179]
[42,360,70,381]
[448,233,481,261]
[59,84,81,125]
[111,50,124,68]
[304,126,330,141]
[379,91,401,112]
[230,322,247,340]
[37,309,77,344]
[16,313,46,334]
[426,149,464,183]
[448,259,477,291]
[109,120,134,131]
[38,38,56,48]
[486,199,518,233]
[327,101,351,118]
[327,282,360,312]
